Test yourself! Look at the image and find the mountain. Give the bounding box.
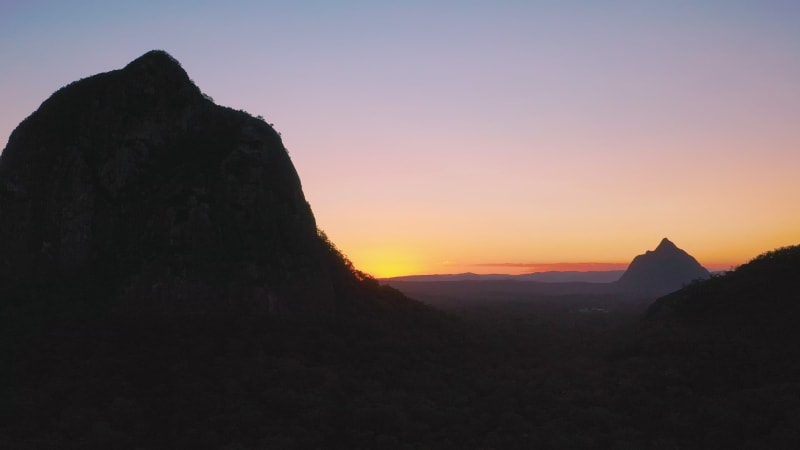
[616,237,709,296]
[0,50,395,317]
[647,244,800,330]
[603,244,800,447]
[0,50,475,449]
[639,244,800,366]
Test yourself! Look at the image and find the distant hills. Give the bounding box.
[384,270,625,283]
[385,238,709,301]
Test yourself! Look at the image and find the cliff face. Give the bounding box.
[0,50,338,316]
[616,238,710,296]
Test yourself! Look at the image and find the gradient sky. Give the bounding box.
[2,1,799,277]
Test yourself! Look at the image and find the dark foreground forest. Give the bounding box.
[3,245,800,449]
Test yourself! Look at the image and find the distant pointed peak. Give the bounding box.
[617,237,710,294]
[655,237,678,251]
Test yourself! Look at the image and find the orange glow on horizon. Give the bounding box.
[343,235,761,278]
[350,246,425,279]
[363,262,418,279]
[355,258,745,278]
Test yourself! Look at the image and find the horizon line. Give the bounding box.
[464,262,628,273]
[435,260,739,275]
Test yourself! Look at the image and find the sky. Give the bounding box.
[1,1,799,277]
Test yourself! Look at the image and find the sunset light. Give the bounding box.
[346,246,424,279]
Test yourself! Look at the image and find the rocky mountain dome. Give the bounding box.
[0,50,366,316]
[616,238,710,296]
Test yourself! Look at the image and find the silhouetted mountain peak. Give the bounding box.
[126,49,182,69]
[617,238,709,296]
[117,49,201,100]
[0,50,396,318]
[655,237,678,252]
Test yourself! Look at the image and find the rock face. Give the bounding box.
[0,50,347,316]
[616,238,710,296]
